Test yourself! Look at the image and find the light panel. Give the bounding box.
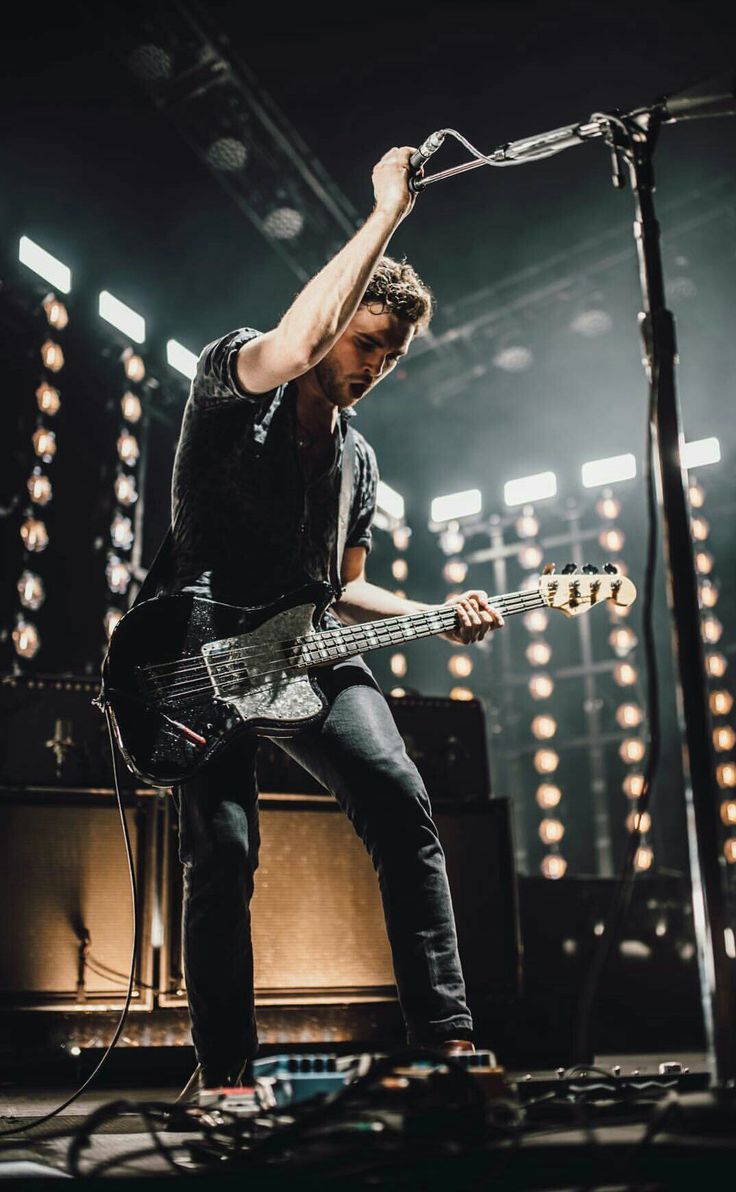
[504,471,556,507]
[682,437,721,469]
[18,236,71,293]
[377,480,405,521]
[581,452,636,488]
[167,339,198,380]
[431,488,481,523]
[99,290,146,343]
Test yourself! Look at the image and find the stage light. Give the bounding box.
[450,687,474,701]
[390,654,407,677]
[714,726,736,753]
[527,641,552,667]
[431,489,481,523]
[623,773,645,799]
[377,480,405,521]
[443,559,467,585]
[536,783,561,809]
[18,236,71,293]
[529,673,554,700]
[616,703,643,729]
[263,207,304,240]
[570,309,612,337]
[691,516,709,542]
[20,517,48,553]
[27,472,52,505]
[439,525,465,555]
[114,474,138,506]
[515,511,539,538]
[701,616,723,645]
[207,136,248,171]
[539,818,565,844]
[599,527,625,553]
[531,714,557,740]
[391,559,408,582]
[32,428,57,462]
[613,662,638,687]
[127,43,173,83]
[720,801,736,826]
[523,609,548,633]
[12,618,40,660]
[42,295,69,330]
[717,763,736,789]
[706,653,727,679]
[449,655,473,678]
[518,544,543,570]
[167,339,198,380]
[609,626,637,656]
[541,854,567,879]
[35,383,60,416]
[620,737,646,764]
[121,392,142,423]
[609,601,632,619]
[106,557,131,594]
[504,471,556,507]
[688,481,705,509]
[534,748,559,774]
[596,494,621,520]
[17,571,45,611]
[123,350,145,381]
[635,845,654,872]
[710,690,733,716]
[392,526,411,551]
[695,550,713,576]
[99,292,145,344]
[582,453,636,488]
[627,810,652,834]
[104,608,123,638]
[390,687,406,698]
[682,437,721,469]
[111,514,135,552]
[40,340,64,372]
[723,840,736,864]
[117,432,140,466]
[493,344,533,372]
[699,580,718,609]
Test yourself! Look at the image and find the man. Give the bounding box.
[171,146,504,1095]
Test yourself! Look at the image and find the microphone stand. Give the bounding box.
[414,90,736,1087]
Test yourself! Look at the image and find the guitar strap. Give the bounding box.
[331,424,356,601]
[132,423,356,609]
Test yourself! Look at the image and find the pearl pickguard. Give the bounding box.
[201,602,323,726]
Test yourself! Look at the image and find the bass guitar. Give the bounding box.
[100,564,636,787]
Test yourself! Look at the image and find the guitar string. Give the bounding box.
[143,593,547,699]
[146,594,548,704]
[140,591,546,684]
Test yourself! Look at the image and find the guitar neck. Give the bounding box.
[302,587,547,667]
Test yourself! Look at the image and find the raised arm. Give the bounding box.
[235,146,417,395]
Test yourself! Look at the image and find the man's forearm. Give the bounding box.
[334,579,431,625]
[277,206,400,365]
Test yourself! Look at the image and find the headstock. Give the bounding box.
[538,563,637,618]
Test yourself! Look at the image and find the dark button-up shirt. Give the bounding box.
[170,328,378,612]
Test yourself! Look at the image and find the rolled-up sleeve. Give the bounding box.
[190,327,272,410]
[346,437,379,556]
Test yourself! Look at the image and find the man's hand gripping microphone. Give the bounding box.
[408,130,447,192]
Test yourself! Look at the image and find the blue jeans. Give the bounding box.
[176,660,473,1081]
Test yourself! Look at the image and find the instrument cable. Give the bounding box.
[0,706,138,1139]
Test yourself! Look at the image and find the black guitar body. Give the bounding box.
[102,581,335,787]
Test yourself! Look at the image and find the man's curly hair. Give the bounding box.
[360,255,434,333]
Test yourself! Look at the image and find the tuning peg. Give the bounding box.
[581,563,599,574]
[561,563,577,574]
[542,563,556,575]
[603,563,619,574]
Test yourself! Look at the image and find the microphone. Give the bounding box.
[657,71,736,123]
[408,130,447,191]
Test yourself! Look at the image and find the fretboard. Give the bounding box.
[298,587,547,668]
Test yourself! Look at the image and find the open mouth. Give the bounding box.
[349,382,367,398]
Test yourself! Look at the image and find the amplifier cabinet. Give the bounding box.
[160,794,520,1024]
[0,791,158,1009]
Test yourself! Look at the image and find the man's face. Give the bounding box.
[313,306,416,411]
